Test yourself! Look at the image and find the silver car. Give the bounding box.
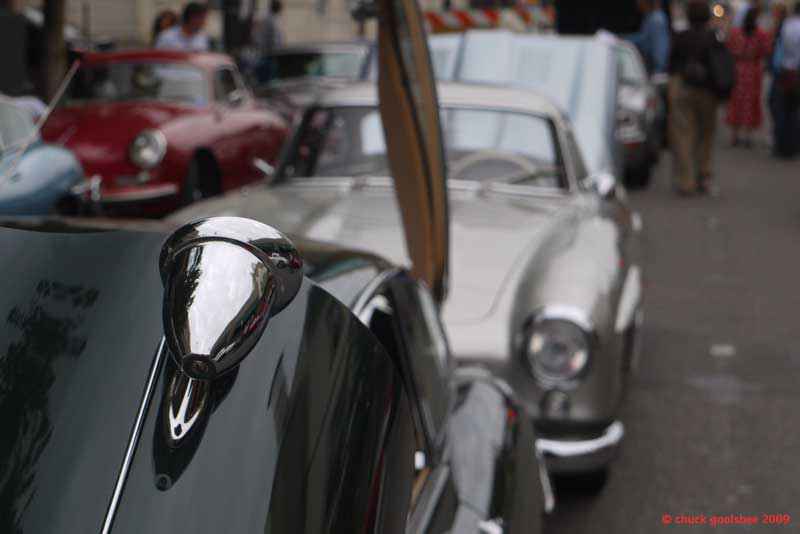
[172,82,645,488]
[426,29,663,190]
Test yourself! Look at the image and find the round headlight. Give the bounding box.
[525,319,590,384]
[129,129,167,170]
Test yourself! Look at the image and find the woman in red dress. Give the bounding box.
[726,8,771,147]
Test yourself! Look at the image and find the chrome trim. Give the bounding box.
[535,421,625,473]
[614,265,642,333]
[69,175,102,202]
[535,305,594,334]
[253,157,276,178]
[535,444,556,514]
[351,268,401,323]
[100,337,168,534]
[406,465,451,533]
[101,184,179,203]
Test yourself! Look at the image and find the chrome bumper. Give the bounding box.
[535,421,624,474]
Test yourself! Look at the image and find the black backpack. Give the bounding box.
[681,30,735,100]
[707,34,736,100]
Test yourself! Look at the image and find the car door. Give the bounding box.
[376,0,449,304]
[211,66,260,189]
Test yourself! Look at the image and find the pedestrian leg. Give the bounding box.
[669,78,698,194]
[696,89,719,189]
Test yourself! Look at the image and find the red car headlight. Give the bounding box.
[129,129,167,170]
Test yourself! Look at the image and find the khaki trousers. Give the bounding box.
[668,77,719,191]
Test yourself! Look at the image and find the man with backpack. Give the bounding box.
[667,0,734,196]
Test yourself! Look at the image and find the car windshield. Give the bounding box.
[67,62,209,106]
[283,105,564,189]
[0,102,36,152]
[271,51,367,81]
[456,33,613,174]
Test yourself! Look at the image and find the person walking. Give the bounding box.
[667,0,721,195]
[155,2,210,52]
[627,0,671,75]
[151,9,178,46]
[254,1,285,84]
[725,8,770,147]
[772,4,800,158]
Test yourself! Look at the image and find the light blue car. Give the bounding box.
[0,100,89,215]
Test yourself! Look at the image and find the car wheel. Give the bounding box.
[624,163,652,190]
[182,156,220,206]
[554,468,609,496]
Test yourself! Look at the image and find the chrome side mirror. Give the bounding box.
[586,172,617,200]
[227,89,246,107]
[160,217,303,380]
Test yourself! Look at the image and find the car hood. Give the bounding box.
[169,181,570,325]
[0,224,167,532]
[0,218,402,533]
[43,101,199,156]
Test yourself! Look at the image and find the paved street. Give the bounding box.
[545,129,800,533]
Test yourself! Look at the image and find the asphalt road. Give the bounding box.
[544,127,800,533]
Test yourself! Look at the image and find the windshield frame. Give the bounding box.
[276,102,573,194]
[66,60,211,107]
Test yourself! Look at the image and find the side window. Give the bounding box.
[214,68,238,101]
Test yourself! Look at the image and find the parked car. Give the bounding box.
[252,42,374,121]
[0,1,549,531]
[41,50,289,217]
[421,29,662,189]
[256,42,373,86]
[171,82,645,489]
[0,98,91,215]
[615,38,664,188]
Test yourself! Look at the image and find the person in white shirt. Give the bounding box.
[155,2,210,52]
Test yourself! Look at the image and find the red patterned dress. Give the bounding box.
[726,27,771,129]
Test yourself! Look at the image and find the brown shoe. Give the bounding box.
[676,185,697,196]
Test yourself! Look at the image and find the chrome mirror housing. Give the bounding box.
[159,217,303,380]
[586,172,617,200]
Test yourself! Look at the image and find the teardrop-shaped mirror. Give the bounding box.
[160,217,303,380]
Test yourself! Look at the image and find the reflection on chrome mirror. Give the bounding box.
[227,89,246,107]
[159,217,304,380]
[587,172,617,199]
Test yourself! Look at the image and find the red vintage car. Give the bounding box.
[42,50,289,216]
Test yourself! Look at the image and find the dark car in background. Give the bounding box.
[252,41,374,121]
[615,39,664,188]
[0,1,549,532]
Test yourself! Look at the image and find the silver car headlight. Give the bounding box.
[129,129,167,170]
[525,319,590,384]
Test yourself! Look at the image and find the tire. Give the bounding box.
[554,468,609,496]
[624,163,653,190]
[181,156,220,206]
